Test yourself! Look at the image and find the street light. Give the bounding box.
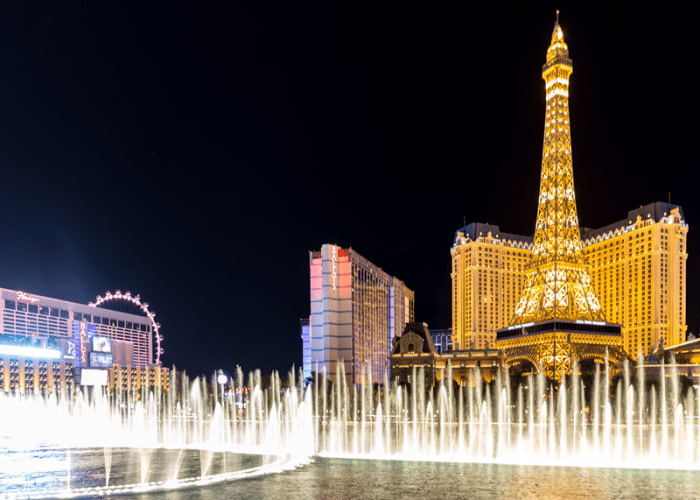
[217,370,228,420]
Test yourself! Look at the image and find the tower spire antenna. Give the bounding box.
[555,9,560,26]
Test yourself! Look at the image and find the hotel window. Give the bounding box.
[17,302,27,312]
[5,300,15,310]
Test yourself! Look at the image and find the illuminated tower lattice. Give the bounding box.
[510,16,603,326]
[496,14,624,380]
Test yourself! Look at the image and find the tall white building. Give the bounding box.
[300,317,311,381]
[306,244,414,386]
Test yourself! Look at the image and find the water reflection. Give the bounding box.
[0,447,268,497]
[124,458,700,500]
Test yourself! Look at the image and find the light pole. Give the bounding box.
[217,371,227,405]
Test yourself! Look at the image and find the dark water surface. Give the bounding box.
[120,457,700,500]
[4,450,700,500]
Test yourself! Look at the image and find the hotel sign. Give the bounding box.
[73,321,97,368]
[89,352,113,368]
[16,291,39,304]
[331,246,338,290]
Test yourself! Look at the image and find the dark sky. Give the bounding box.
[0,4,696,378]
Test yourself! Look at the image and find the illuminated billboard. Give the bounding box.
[92,336,111,353]
[89,352,113,368]
[0,344,61,359]
[79,368,108,386]
[62,339,76,359]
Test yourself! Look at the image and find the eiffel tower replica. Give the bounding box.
[495,13,625,381]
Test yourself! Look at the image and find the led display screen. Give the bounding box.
[80,368,108,386]
[89,352,113,368]
[92,336,112,353]
[0,344,61,359]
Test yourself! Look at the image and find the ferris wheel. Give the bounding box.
[88,290,164,365]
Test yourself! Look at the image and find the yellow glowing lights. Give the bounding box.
[509,18,605,326]
[546,88,569,100]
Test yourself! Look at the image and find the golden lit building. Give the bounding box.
[452,203,688,361]
[109,363,170,394]
[0,350,168,395]
[581,203,688,357]
[0,352,73,394]
[451,223,532,351]
[450,16,688,378]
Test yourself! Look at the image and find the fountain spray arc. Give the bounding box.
[0,366,314,499]
[3,354,700,499]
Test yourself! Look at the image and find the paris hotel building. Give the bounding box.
[451,202,687,358]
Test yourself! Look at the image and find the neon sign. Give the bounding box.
[16,291,39,304]
[80,321,87,364]
[73,320,96,368]
[331,246,338,290]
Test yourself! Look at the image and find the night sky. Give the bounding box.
[0,4,696,378]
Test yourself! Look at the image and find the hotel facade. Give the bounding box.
[0,287,166,394]
[306,244,414,386]
[451,202,688,358]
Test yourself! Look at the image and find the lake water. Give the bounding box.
[3,448,700,499]
[147,458,700,500]
[135,458,700,500]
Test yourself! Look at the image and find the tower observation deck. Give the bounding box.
[495,14,625,380]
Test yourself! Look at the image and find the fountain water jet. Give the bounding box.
[4,356,700,499]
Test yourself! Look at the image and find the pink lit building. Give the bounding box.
[306,244,414,386]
